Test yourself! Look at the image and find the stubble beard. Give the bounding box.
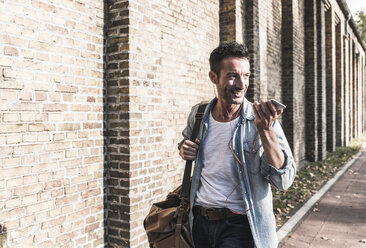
[228,88,246,105]
[217,84,246,107]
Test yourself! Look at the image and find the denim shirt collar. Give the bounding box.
[204,97,254,124]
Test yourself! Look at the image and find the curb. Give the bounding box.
[276,143,366,246]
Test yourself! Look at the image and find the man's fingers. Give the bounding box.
[259,100,272,121]
[179,139,200,160]
[185,140,199,149]
[182,147,197,156]
[253,104,260,119]
[267,101,277,117]
[253,101,263,120]
[183,144,196,152]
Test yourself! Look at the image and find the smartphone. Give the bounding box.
[270,99,286,110]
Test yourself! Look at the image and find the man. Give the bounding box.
[178,42,296,248]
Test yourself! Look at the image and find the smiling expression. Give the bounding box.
[211,57,250,106]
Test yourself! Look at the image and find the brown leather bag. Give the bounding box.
[143,104,207,248]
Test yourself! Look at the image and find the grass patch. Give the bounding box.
[273,134,366,229]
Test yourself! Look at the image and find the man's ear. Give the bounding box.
[209,71,218,84]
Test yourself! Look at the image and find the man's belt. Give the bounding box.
[193,205,242,221]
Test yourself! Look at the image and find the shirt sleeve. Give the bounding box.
[259,120,297,191]
[177,104,200,151]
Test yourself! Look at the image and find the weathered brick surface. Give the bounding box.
[105,0,365,247]
[325,7,336,152]
[317,0,327,160]
[245,0,260,101]
[335,17,345,146]
[304,0,319,162]
[0,0,105,247]
[281,0,306,164]
[1,0,366,247]
[106,0,218,246]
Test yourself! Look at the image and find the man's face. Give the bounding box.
[213,57,250,106]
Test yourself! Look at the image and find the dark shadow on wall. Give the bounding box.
[0,225,7,248]
[103,0,110,246]
[103,0,131,247]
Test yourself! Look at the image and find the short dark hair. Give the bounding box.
[209,42,249,76]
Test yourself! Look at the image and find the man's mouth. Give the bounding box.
[232,89,243,98]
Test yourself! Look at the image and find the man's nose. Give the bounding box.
[235,76,246,89]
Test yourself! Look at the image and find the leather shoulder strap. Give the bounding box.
[180,103,208,198]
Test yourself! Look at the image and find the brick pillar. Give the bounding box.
[236,0,246,43]
[355,52,359,138]
[353,46,359,138]
[219,0,246,43]
[106,1,219,247]
[325,7,336,152]
[281,0,294,154]
[357,54,362,136]
[344,38,351,145]
[364,58,366,133]
[316,0,326,160]
[335,17,344,146]
[245,0,260,102]
[345,38,353,145]
[350,41,354,139]
[220,0,236,42]
[105,0,130,246]
[304,0,318,161]
[364,57,366,133]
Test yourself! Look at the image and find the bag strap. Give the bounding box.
[180,103,207,198]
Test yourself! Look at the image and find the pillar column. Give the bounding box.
[325,6,336,152]
[316,0,327,160]
[304,0,318,161]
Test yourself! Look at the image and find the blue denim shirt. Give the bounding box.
[179,98,296,248]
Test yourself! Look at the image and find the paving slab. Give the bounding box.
[280,148,366,248]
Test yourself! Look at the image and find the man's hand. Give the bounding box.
[179,138,200,161]
[253,100,283,131]
[252,100,285,169]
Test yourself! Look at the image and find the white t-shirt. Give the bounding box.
[195,111,245,213]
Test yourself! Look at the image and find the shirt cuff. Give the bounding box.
[260,150,289,178]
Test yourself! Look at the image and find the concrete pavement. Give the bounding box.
[278,145,366,248]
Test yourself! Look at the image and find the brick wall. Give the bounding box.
[0,0,105,247]
[1,0,366,247]
[292,0,306,164]
[265,0,283,101]
[317,0,327,160]
[245,0,260,101]
[281,0,306,164]
[304,0,319,162]
[106,0,219,247]
[325,6,336,152]
[335,16,344,146]
[104,0,130,246]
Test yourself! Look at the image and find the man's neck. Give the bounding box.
[212,99,243,122]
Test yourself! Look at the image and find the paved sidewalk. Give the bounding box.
[280,148,366,248]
